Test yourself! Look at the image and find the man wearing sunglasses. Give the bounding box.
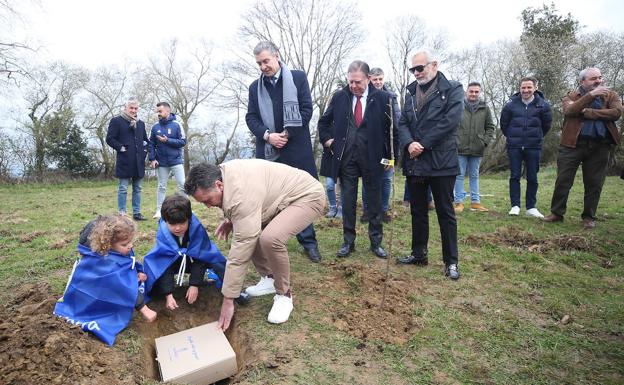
[396,48,463,280]
[318,60,398,260]
[543,67,622,229]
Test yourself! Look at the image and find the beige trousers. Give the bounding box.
[251,193,325,295]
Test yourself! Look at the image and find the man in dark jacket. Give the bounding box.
[149,101,187,219]
[106,98,149,221]
[246,40,321,263]
[318,60,398,260]
[543,67,622,229]
[395,48,463,280]
[500,76,552,218]
[360,67,401,223]
[453,81,496,213]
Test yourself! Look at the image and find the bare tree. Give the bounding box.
[79,66,129,176]
[144,39,221,173]
[19,62,85,175]
[238,0,364,151]
[0,1,36,82]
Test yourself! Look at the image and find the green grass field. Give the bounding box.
[1,167,623,384]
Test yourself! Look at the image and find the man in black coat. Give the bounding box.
[246,40,321,263]
[106,98,149,221]
[318,60,398,259]
[396,49,463,280]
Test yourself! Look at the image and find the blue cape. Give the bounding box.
[143,214,226,294]
[54,244,143,346]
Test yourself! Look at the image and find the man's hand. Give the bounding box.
[218,297,235,331]
[150,160,158,169]
[137,272,147,282]
[268,132,289,149]
[186,285,199,304]
[157,134,168,143]
[590,86,608,97]
[215,219,233,241]
[408,141,424,158]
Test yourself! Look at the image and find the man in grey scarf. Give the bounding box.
[245,41,322,267]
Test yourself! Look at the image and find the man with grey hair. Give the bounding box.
[318,60,398,259]
[106,98,149,221]
[246,40,321,263]
[543,67,622,229]
[396,48,463,280]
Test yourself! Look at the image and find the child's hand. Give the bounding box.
[140,305,157,322]
[186,285,199,304]
[137,272,147,282]
[165,294,178,311]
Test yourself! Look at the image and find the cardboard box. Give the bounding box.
[155,322,237,384]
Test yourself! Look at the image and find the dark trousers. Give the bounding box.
[550,141,610,220]
[407,175,458,265]
[296,223,318,250]
[153,256,216,295]
[508,147,541,209]
[340,156,383,247]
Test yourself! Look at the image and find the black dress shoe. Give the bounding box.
[305,247,322,263]
[396,254,428,265]
[133,213,147,221]
[336,243,355,258]
[370,245,388,259]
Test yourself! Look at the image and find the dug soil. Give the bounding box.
[0,261,421,384]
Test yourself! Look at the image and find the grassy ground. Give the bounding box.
[0,168,623,384]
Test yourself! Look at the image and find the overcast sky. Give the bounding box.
[9,0,624,71]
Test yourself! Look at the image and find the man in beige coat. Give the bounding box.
[184,159,326,330]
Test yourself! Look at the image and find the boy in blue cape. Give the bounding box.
[144,194,227,310]
[54,214,157,346]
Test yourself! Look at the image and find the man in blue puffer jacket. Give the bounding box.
[148,102,187,219]
[500,76,552,218]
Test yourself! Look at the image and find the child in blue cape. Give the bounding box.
[54,214,157,346]
[143,194,227,310]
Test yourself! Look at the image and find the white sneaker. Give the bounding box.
[267,294,293,324]
[244,276,276,297]
[152,212,161,219]
[526,208,544,218]
[508,206,520,216]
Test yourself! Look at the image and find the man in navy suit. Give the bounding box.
[318,60,397,259]
[246,40,322,263]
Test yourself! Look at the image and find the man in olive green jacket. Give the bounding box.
[185,159,326,330]
[454,82,496,213]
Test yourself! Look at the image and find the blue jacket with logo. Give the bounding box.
[500,90,552,149]
[148,113,186,167]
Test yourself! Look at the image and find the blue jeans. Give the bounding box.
[362,168,393,212]
[118,177,143,215]
[454,155,482,203]
[156,164,186,212]
[326,177,337,208]
[508,147,541,209]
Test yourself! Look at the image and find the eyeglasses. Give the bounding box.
[409,62,431,74]
[587,76,603,81]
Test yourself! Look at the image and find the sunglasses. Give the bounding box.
[409,62,431,74]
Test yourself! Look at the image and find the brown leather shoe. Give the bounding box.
[582,218,596,229]
[542,213,563,223]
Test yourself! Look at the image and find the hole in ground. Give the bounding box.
[134,286,253,383]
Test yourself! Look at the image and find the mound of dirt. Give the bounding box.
[0,283,139,385]
[319,262,421,345]
[464,225,594,253]
[0,283,254,385]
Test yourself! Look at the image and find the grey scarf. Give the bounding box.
[257,61,302,161]
[415,76,439,112]
[120,110,137,129]
[465,98,479,113]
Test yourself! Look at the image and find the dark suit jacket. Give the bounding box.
[106,116,148,179]
[318,83,398,180]
[246,69,317,178]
